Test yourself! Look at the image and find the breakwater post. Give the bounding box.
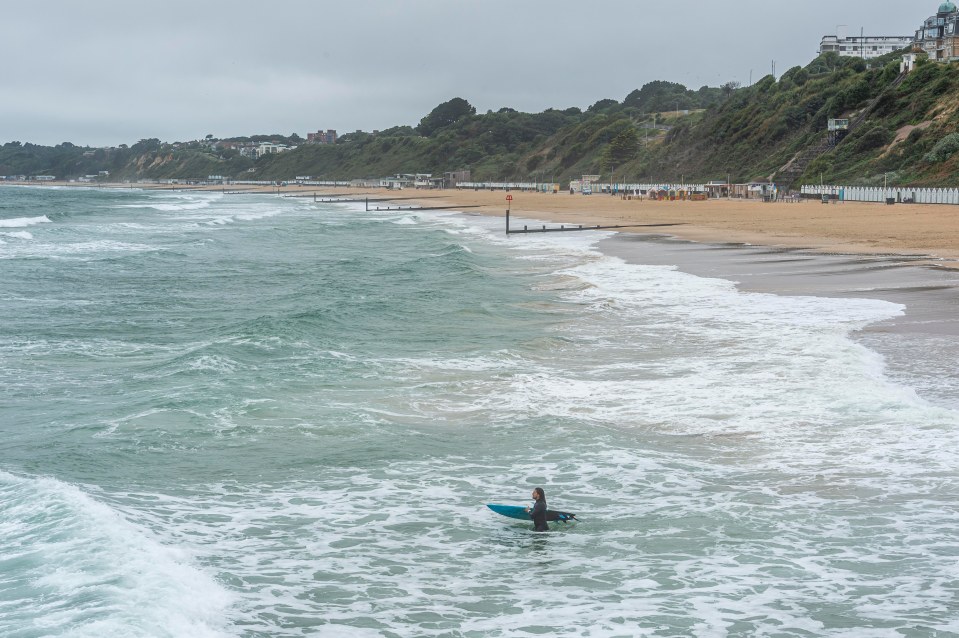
[502,194,682,234]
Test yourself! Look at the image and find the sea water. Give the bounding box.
[1,186,958,637]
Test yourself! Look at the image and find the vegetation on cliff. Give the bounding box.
[2,50,959,187]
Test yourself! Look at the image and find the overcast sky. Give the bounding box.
[1,0,929,147]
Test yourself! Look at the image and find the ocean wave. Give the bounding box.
[116,192,222,212]
[497,254,930,438]
[0,471,233,637]
[0,215,51,228]
[102,448,959,637]
[382,211,957,450]
[4,189,959,636]
[0,239,157,260]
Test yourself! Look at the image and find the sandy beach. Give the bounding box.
[390,188,959,267]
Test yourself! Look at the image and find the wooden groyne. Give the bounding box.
[368,204,483,212]
[294,195,447,204]
[146,185,211,192]
[281,192,372,199]
[506,222,683,234]
[363,197,480,212]
[504,205,682,234]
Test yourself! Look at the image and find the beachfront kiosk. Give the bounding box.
[569,175,601,195]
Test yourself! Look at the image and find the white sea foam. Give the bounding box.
[234,206,288,221]
[104,439,959,636]
[4,192,959,635]
[0,215,51,228]
[390,210,959,466]
[188,354,239,374]
[0,231,32,240]
[163,205,291,227]
[0,239,157,260]
[0,471,233,637]
[116,192,222,212]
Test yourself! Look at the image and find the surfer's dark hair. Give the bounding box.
[533,487,546,501]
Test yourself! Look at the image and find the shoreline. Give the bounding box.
[398,188,959,268]
[383,185,959,405]
[4,180,958,405]
[6,181,959,267]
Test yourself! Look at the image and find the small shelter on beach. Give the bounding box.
[384,175,412,190]
[704,181,730,198]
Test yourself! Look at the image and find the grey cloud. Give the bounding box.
[0,0,931,146]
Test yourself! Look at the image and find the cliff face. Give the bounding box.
[3,53,958,188]
[628,53,959,187]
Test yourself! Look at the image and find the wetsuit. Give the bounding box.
[530,499,549,532]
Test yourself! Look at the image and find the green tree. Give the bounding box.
[721,81,741,98]
[601,126,639,170]
[623,80,714,112]
[132,138,162,153]
[416,98,476,136]
[587,98,619,113]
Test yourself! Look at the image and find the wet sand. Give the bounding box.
[600,234,959,336]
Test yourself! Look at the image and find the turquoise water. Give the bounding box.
[2,186,958,637]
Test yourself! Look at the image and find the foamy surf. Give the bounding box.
[2,187,959,636]
[0,231,33,240]
[0,215,51,228]
[0,472,233,638]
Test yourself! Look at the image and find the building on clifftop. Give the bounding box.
[819,29,913,59]
[914,1,959,61]
[307,130,337,144]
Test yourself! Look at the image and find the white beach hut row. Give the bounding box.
[566,182,707,194]
[801,185,959,205]
[456,181,709,193]
[456,181,553,191]
[617,183,707,193]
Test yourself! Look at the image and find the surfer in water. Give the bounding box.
[526,487,549,532]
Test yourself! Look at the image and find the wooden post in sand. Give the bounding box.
[505,194,512,235]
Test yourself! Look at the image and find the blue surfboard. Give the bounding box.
[486,503,577,523]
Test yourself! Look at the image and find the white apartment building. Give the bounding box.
[237,143,295,160]
[256,143,291,157]
[819,34,913,59]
